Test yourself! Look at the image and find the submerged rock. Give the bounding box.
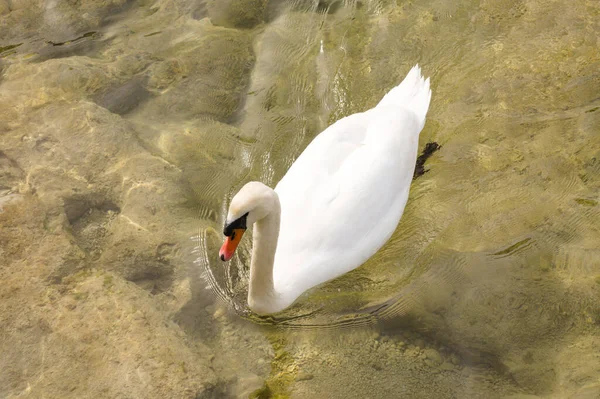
[206,0,267,29]
[423,348,443,366]
[0,198,216,398]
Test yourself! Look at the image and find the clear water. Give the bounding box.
[1,0,599,398]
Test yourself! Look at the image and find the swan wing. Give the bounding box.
[273,107,421,297]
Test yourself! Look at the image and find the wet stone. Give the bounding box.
[449,354,461,366]
[206,0,267,29]
[439,362,455,371]
[94,76,153,115]
[295,371,314,382]
[423,349,443,365]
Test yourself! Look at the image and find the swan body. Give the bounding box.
[220,65,432,315]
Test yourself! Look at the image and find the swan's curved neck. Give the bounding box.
[247,191,283,314]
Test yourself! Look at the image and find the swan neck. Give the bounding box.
[248,192,281,313]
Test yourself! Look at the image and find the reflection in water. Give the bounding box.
[1,0,599,397]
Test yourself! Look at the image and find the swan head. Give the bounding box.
[219,182,276,261]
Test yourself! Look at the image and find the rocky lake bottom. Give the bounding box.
[1,0,599,398]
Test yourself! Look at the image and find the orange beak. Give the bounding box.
[219,228,245,261]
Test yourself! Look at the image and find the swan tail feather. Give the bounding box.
[376,64,432,129]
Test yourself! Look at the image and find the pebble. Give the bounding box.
[439,362,455,371]
[449,354,461,365]
[423,349,442,365]
[295,372,314,382]
[213,307,225,319]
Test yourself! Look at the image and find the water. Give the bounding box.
[1,0,599,398]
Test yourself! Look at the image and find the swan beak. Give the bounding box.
[219,228,245,261]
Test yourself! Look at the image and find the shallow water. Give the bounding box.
[1,0,599,398]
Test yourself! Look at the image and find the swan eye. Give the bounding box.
[223,212,249,236]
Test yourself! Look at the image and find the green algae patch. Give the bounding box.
[492,237,533,256]
[47,32,97,46]
[249,383,274,399]
[575,198,598,207]
[0,43,22,57]
[250,333,297,399]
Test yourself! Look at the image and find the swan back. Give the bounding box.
[271,66,432,304]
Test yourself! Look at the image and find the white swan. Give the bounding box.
[219,65,432,315]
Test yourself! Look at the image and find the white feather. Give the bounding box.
[270,64,432,306]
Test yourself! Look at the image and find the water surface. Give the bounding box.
[1,0,599,398]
